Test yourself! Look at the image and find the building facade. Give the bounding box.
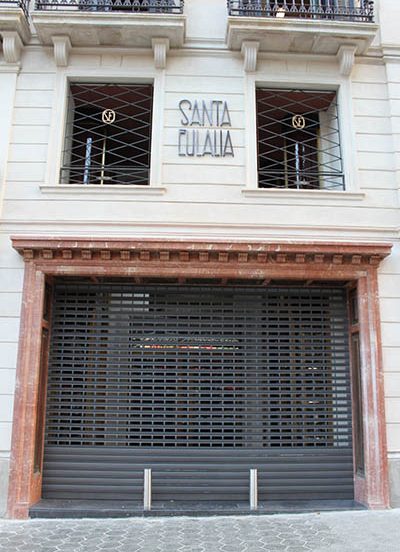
[0,0,399,518]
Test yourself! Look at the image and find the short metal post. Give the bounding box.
[144,468,152,511]
[250,468,258,511]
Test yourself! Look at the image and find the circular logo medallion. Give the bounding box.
[292,114,306,130]
[102,109,116,124]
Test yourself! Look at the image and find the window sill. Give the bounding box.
[40,185,167,196]
[241,189,365,201]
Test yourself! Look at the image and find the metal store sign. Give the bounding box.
[178,99,234,157]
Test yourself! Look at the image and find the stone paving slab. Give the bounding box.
[0,510,399,552]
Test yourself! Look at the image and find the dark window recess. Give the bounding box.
[256,89,344,190]
[45,284,352,449]
[61,83,153,186]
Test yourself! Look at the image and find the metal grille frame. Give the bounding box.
[256,88,345,190]
[42,282,354,502]
[228,1,374,22]
[0,0,30,17]
[61,83,153,186]
[35,0,184,13]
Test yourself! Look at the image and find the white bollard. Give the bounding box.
[144,468,152,511]
[250,468,258,511]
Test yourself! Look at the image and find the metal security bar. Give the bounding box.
[228,1,374,22]
[0,0,30,18]
[45,283,352,449]
[35,0,183,12]
[256,89,344,190]
[61,83,153,186]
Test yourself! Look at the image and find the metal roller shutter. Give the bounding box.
[42,283,354,502]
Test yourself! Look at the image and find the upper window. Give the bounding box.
[256,88,344,190]
[61,83,153,186]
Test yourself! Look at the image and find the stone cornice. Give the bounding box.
[12,237,392,267]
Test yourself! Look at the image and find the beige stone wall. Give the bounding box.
[0,0,399,512]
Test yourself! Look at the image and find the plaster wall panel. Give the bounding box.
[382,348,400,374]
[167,55,241,77]
[165,76,244,95]
[0,236,23,267]
[0,343,18,370]
[16,73,55,91]
[13,107,52,127]
[377,274,400,298]
[353,116,392,135]
[0,396,14,424]
[10,126,50,146]
[379,0,400,46]
[352,82,389,100]
[14,90,54,109]
[352,64,387,84]
[0,294,22,319]
[8,145,49,164]
[0,370,16,396]
[68,54,101,68]
[0,317,20,343]
[353,98,391,118]
[356,134,394,154]
[0,269,24,293]
[380,298,400,323]
[381,323,400,348]
[0,424,12,452]
[358,170,396,190]
[0,459,9,517]
[387,425,400,452]
[386,399,400,424]
[384,374,400,398]
[0,72,18,219]
[185,0,226,42]
[6,163,46,183]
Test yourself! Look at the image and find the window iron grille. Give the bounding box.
[228,1,374,22]
[35,0,184,13]
[0,0,30,17]
[256,89,344,190]
[61,83,153,186]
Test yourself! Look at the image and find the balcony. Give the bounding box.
[0,1,31,61]
[32,0,186,50]
[227,1,377,56]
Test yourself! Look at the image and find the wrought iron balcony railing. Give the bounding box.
[35,0,183,13]
[0,0,30,18]
[228,1,374,23]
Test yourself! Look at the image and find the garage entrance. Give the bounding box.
[41,281,353,502]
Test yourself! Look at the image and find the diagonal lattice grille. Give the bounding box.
[256,89,344,190]
[61,83,153,186]
[228,1,374,22]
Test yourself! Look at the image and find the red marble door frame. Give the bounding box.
[6,237,392,518]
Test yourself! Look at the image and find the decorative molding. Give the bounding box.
[6,236,392,518]
[39,185,167,196]
[241,40,259,72]
[337,45,357,76]
[242,189,365,202]
[1,31,23,64]
[52,36,72,67]
[152,38,170,69]
[11,237,392,268]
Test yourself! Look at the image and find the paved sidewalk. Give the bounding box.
[0,510,399,552]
